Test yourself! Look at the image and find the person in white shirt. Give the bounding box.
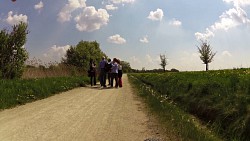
[110,58,119,88]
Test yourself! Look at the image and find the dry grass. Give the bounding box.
[22,58,85,79]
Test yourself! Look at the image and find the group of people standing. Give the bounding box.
[88,57,123,88]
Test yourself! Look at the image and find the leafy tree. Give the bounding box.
[0,22,29,79]
[160,54,168,71]
[197,40,216,71]
[120,60,132,73]
[63,41,106,71]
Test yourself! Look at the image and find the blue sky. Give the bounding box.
[1,0,250,71]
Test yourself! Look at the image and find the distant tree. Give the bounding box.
[142,67,146,72]
[120,60,132,73]
[63,41,107,71]
[160,54,168,72]
[0,22,29,79]
[197,40,216,71]
[170,68,179,72]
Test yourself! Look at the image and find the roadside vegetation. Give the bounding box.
[129,69,250,141]
[0,22,133,111]
[0,76,89,110]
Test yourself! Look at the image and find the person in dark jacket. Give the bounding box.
[105,58,112,85]
[99,56,107,87]
[89,59,96,86]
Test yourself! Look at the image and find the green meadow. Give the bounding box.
[129,68,250,141]
[0,76,89,110]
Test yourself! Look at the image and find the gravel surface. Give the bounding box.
[0,75,165,141]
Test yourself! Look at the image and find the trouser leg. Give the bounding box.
[114,73,118,87]
[93,74,96,85]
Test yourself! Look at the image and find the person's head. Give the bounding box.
[102,56,105,60]
[108,58,111,62]
[117,59,121,64]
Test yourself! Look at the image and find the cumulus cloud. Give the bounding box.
[130,56,141,64]
[106,4,118,10]
[57,0,86,23]
[5,11,28,25]
[223,0,250,7]
[222,50,232,57]
[110,0,135,4]
[195,28,215,40]
[107,34,126,44]
[144,54,162,69]
[169,19,182,27]
[75,6,109,32]
[139,35,149,43]
[145,54,154,64]
[147,9,164,21]
[43,45,70,61]
[34,1,44,12]
[195,1,250,40]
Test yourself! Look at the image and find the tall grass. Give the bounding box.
[0,58,90,110]
[22,57,85,79]
[0,76,89,110]
[129,69,250,141]
[128,74,221,141]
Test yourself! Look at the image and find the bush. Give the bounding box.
[0,22,29,79]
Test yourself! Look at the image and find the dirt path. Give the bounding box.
[0,75,165,141]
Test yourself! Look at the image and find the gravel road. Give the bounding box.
[0,75,164,141]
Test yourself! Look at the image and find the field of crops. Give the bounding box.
[0,76,89,110]
[129,69,250,141]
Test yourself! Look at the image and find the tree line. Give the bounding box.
[0,22,218,79]
[0,22,132,79]
[62,40,132,73]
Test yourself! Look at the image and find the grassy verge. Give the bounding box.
[0,76,89,110]
[128,74,221,141]
[129,69,250,141]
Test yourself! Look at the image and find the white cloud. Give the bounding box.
[176,51,203,71]
[106,4,118,10]
[43,45,70,62]
[195,28,215,40]
[110,0,135,4]
[169,19,182,27]
[34,1,44,12]
[145,54,154,64]
[222,50,232,57]
[195,1,250,40]
[223,0,250,7]
[57,0,86,23]
[5,11,28,25]
[143,54,162,69]
[75,6,109,32]
[147,8,164,21]
[130,56,141,64]
[139,35,149,43]
[107,34,126,44]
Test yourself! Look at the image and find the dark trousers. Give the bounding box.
[111,73,118,87]
[118,76,122,87]
[90,75,96,86]
[107,72,111,85]
[99,69,106,86]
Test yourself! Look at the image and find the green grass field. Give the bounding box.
[129,68,250,141]
[0,76,89,110]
